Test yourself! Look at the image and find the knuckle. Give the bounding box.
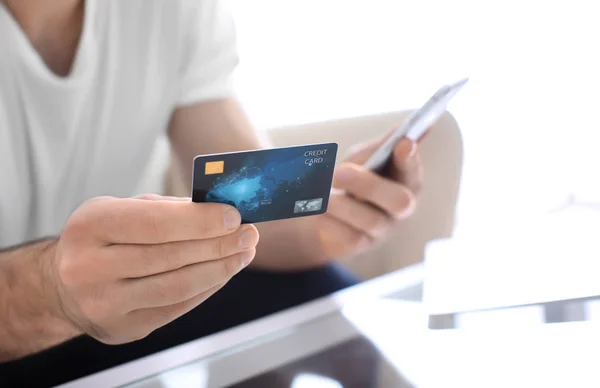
[364,216,380,231]
[137,193,162,201]
[364,214,387,235]
[143,208,163,240]
[196,207,216,237]
[352,181,375,201]
[175,279,193,301]
[221,255,242,278]
[65,197,115,240]
[80,196,115,217]
[211,237,229,259]
[63,212,93,242]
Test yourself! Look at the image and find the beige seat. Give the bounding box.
[167,111,463,279]
[268,111,464,279]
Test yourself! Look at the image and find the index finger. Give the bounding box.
[86,197,242,244]
[390,138,423,194]
[333,164,416,218]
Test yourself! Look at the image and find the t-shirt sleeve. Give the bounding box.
[176,0,239,106]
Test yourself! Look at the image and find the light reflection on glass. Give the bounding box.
[290,373,343,388]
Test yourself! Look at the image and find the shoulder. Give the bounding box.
[91,0,214,60]
[95,0,229,30]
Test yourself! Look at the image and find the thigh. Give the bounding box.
[0,263,360,388]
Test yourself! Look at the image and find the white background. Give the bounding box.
[229,0,600,236]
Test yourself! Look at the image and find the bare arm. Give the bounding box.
[168,99,331,270]
[1,196,258,362]
[0,239,80,362]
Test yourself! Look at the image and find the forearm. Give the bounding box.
[0,239,80,362]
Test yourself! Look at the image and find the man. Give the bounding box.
[0,0,422,385]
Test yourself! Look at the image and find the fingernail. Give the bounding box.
[238,227,257,249]
[241,250,255,266]
[224,209,241,230]
[396,197,417,220]
[335,167,355,184]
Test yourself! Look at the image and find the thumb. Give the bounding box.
[135,194,191,202]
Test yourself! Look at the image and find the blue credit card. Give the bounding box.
[192,143,338,223]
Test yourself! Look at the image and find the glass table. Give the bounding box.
[58,264,600,388]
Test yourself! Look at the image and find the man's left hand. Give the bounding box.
[316,133,424,259]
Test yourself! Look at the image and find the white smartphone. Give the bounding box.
[363,78,469,172]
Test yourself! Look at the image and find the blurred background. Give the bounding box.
[229,0,600,239]
[4,2,600,386]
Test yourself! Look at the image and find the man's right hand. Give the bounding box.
[48,194,258,344]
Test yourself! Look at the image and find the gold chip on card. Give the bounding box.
[205,161,224,175]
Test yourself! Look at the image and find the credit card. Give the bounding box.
[192,143,338,224]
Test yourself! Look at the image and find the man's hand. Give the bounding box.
[49,195,258,345]
[316,134,423,259]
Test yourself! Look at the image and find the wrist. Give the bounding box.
[38,240,82,339]
[0,239,81,361]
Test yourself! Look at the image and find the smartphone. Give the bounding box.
[363,78,469,172]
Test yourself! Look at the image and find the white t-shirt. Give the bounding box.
[0,0,238,248]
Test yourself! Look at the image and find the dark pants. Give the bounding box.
[0,263,360,387]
